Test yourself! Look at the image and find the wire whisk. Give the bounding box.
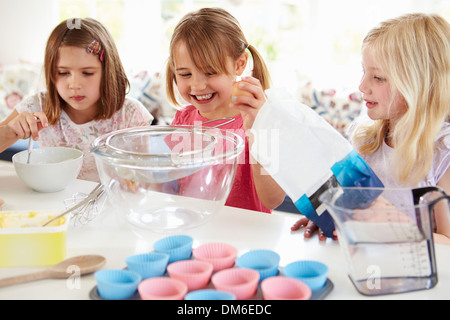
[63,183,106,226]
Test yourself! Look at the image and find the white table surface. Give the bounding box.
[0,160,449,300]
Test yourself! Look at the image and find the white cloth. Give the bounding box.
[250,88,352,202]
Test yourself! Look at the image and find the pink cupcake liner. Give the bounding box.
[211,268,259,300]
[138,277,188,300]
[167,260,213,291]
[261,276,312,300]
[193,242,238,271]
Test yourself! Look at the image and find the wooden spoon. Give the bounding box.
[0,255,106,287]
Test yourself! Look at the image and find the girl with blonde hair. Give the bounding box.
[1,18,152,181]
[294,13,450,243]
[166,7,285,212]
[353,13,450,241]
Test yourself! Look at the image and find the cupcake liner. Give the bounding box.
[138,277,188,300]
[236,249,280,281]
[153,235,193,262]
[193,242,237,271]
[211,268,260,300]
[94,269,142,300]
[167,260,213,290]
[184,289,236,300]
[125,252,170,279]
[261,276,312,300]
[283,260,328,290]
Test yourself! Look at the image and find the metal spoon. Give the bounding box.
[0,255,106,287]
[26,118,41,164]
[26,137,33,164]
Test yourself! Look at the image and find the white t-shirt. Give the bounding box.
[348,117,450,189]
[16,93,153,182]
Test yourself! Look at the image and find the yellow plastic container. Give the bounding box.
[0,211,69,267]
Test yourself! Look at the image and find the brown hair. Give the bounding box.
[44,17,129,124]
[166,7,271,106]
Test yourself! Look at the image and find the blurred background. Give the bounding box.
[1,0,449,126]
[2,0,450,88]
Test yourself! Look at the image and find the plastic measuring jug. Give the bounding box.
[319,186,450,296]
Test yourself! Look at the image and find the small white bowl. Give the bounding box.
[13,147,83,193]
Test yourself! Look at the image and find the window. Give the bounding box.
[56,0,450,92]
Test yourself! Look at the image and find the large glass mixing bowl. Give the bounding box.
[91,126,244,232]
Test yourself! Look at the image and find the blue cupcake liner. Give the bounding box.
[126,252,170,279]
[153,235,194,262]
[95,269,142,300]
[236,249,280,281]
[283,260,328,290]
[184,289,236,300]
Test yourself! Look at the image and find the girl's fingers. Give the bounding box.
[33,112,49,129]
[29,112,48,140]
[291,217,310,231]
[304,220,318,238]
[26,116,39,140]
[240,76,264,100]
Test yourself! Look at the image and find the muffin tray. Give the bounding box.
[89,267,333,300]
[91,235,333,300]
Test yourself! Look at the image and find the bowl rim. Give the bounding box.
[104,126,218,158]
[12,147,83,166]
[91,125,244,168]
[319,186,439,213]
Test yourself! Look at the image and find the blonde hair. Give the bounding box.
[166,7,271,106]
[44,18,129,125]
[353,13,450,185]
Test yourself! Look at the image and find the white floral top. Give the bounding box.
[15,92,153,182]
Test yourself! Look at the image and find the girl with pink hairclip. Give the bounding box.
[0,18,153,181]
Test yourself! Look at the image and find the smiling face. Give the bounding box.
[54,46,102,124]
[359,46,408,126]
[172,41,245,119]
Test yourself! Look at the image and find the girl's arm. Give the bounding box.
[230,76,286,210]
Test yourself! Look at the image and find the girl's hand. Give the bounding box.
[229,76,266,132]
[7,111,48,140]
[230,75,286,210]
[291,217,338,241]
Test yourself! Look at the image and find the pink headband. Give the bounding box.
[87,40,104,62]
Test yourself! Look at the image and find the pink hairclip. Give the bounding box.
[87,40,104,62]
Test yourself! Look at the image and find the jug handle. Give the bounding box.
[412,186,447,205]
